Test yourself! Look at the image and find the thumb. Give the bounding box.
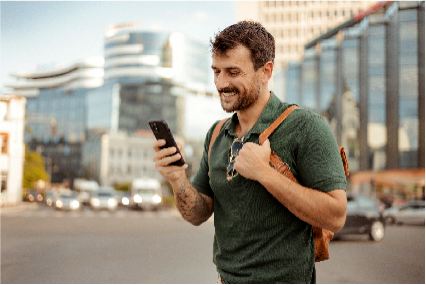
[263,138,271,149]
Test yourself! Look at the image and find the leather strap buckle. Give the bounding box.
[276,162,290,174]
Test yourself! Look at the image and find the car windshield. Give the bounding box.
[357,196,377,208]
[138,189,156,195]
[60,193,77,198]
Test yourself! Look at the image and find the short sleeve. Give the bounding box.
[296,113,347,192]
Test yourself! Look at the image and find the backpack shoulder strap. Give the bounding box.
[259,104,299,145]
[258,105,299,182]
[259,104,349,177]
[339,147,350,176]
[208,118,229,167]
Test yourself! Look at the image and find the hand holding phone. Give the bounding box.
[149,120,185,167]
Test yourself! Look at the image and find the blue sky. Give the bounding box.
[1,1,236,88]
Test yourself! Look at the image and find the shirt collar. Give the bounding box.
[224,91,281,139]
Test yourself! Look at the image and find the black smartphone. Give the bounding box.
[149,120,185,166]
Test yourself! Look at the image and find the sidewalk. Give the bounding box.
[1,202,39,215]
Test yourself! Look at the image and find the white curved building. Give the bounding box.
[6,57,105,96]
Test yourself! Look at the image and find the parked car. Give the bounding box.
[90,187,118,212]
[45,191,56,207]
[383,201,425,225]
[334,194,385,242]
[129,178,162,210]
[23,190,43,202]
[116,191,130,207]
[55,192,80,211]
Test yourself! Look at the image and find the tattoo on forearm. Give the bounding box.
[174,179,212,225]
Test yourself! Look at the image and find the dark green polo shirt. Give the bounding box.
[192,92,347,283]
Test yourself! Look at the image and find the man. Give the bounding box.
[153,21,347,283]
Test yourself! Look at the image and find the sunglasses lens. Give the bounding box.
[227,137,244,181]
[231,141,243,156]
[227,160,235,173]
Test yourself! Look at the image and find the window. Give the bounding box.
[0,133,8,154]
[1,171,7,192]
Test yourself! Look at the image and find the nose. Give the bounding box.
[215,71,229,90]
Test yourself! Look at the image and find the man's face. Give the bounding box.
[211,45,262,113]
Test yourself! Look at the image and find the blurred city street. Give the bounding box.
[1,204,424,284]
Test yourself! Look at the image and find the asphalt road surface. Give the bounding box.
[1,204,424,283]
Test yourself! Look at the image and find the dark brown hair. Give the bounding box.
[210,20,275,70]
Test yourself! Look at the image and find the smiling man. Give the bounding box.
[153,21,347,283]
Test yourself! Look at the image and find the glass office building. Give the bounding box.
[7,58,104,183]
[281,2,424,182]
[6,24,211,184]
[85,26,210,136]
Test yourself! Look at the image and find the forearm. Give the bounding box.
[258,167,347,232]
[170,176,214,226]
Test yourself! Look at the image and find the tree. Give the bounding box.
[113,182,131,192]
[23,149,49,189]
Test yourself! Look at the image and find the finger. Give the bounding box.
[176,141,183,150]
[153,145,178,163]
[155,152,182,167]
[153,139,166,151]
[239,142,256,155]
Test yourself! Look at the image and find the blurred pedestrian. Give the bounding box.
[153,20,347,283]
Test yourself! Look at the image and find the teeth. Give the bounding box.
[223,92,236,97]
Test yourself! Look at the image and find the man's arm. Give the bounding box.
[234,139,347,233]
[170,176,214,226]
[152,139,214,226]
[258,170,346,232]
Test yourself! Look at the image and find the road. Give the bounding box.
[1,204,424,283]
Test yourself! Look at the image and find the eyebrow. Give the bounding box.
[211,65,241,70]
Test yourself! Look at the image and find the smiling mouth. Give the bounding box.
[221,92,237,97]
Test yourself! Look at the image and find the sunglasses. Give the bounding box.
[227,136,244,181]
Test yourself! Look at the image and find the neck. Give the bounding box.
[235,89,271,137]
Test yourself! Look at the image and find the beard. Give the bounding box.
[218,76,262,113]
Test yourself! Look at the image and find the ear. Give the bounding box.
[261,61,273,83]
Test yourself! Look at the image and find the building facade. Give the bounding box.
[82,130,165,186]
[280,1,424,197]
[0,95,26,205]
[237,1,373,69]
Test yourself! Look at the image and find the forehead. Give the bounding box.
[212,45,254,70]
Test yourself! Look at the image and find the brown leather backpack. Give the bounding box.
[208,105,349,262]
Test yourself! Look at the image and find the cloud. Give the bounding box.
[194,10,208,20]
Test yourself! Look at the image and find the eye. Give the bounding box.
[229,71,239,77]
